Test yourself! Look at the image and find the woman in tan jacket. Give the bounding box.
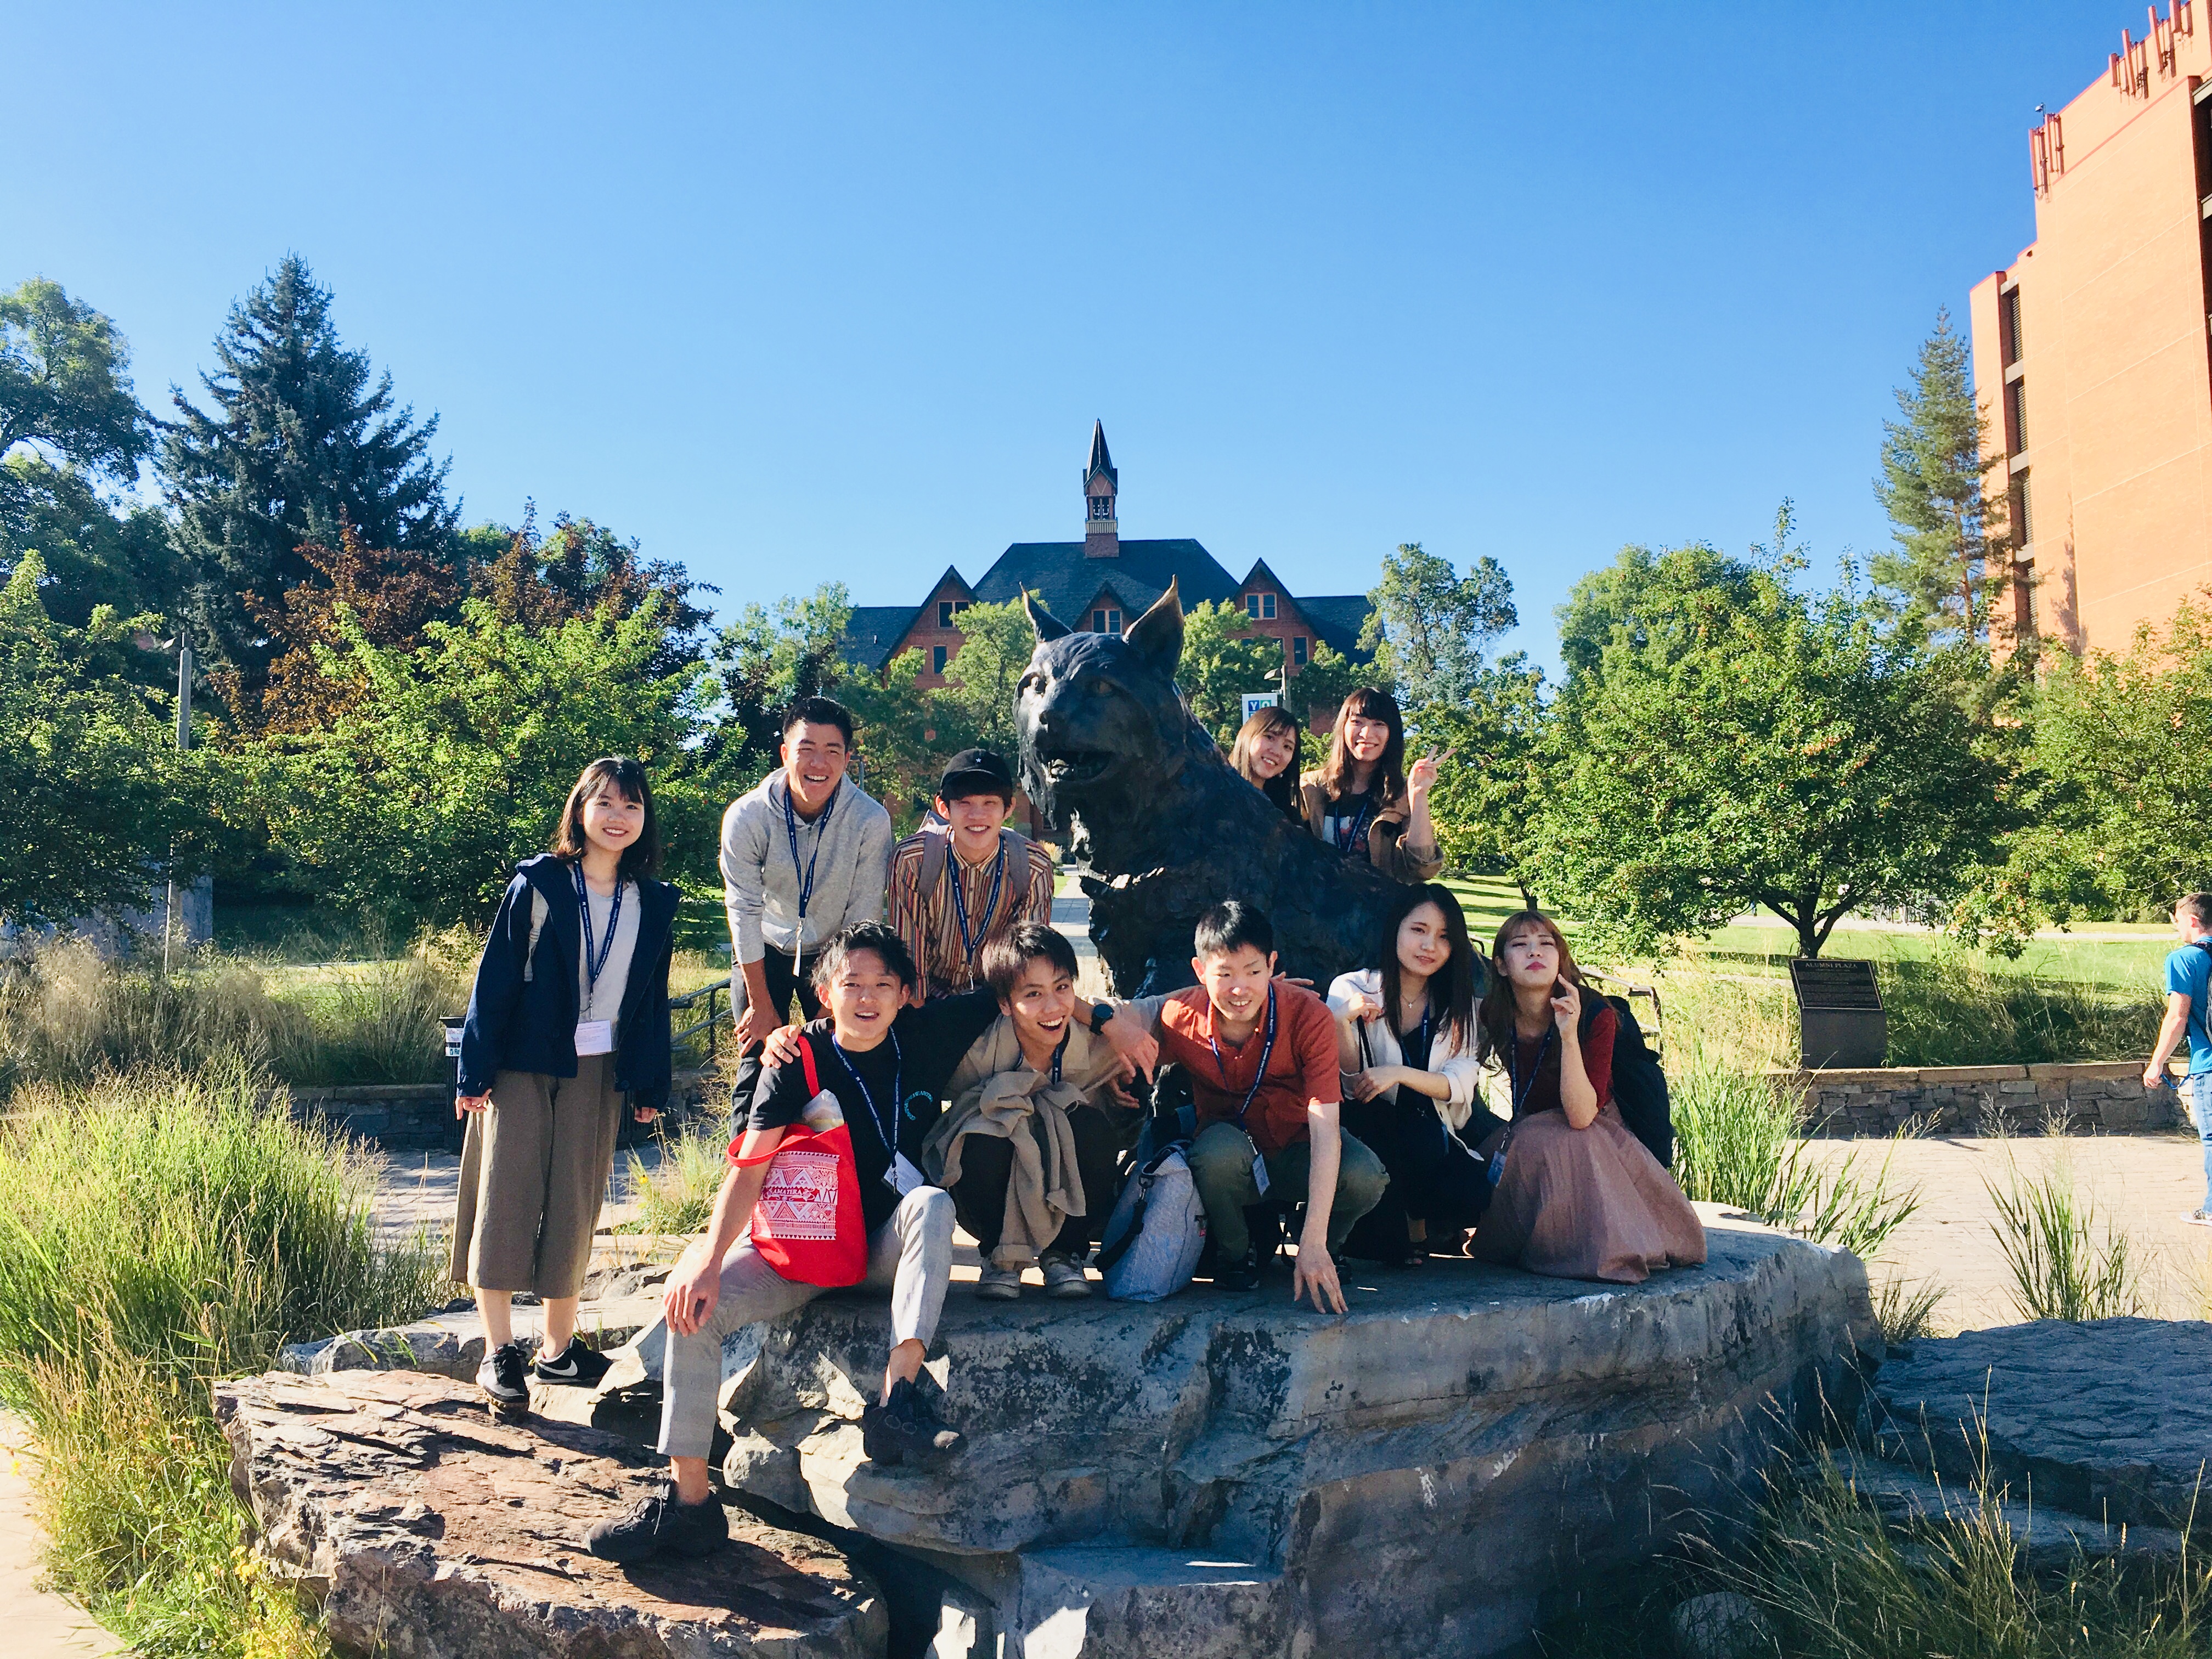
[1299,687,1443,884]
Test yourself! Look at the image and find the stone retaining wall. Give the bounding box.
[1785,1059,2186,1138]
[286,1069,721,1152]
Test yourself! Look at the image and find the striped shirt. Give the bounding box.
[887,830,1058,1000]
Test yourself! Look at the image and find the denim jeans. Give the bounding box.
[2188,1073,2212,1212]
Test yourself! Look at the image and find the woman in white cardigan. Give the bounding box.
[1328,882,1496,1265]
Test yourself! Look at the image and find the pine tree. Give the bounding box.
[1871,308,2007,645]
[161,256,456,682]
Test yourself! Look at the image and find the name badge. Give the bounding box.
[1250,1152,1271,1197]
[888,1152,927,1196]
[574,1019,615,1056]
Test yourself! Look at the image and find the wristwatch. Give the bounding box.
[1088,1001,1115,1034]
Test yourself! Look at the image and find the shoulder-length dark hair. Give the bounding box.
[552,757,661,878]
[1476,909,1582,1058]
[1229,703,1304,820]
[1319,686,1407,804]
[1377,882,1479,1052]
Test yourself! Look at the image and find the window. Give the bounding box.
[2007,380,2029,452]
[2012,473,2034,549]
[937,600,953,628]
[1092,608,1122,635]
[1089,494,1114,520]
[932,645,948,674]
[2004,287,2023,365]
[1245,594,1259,619]
[1292,635,1308,665]
[1244,592,1278,621]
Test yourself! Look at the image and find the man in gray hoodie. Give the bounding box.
[722,697,896,1054]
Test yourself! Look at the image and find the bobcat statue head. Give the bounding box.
[1014,580,1214,859]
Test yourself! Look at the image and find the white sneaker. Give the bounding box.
[1040,1252,1092,1299]
[976,1263,1023,1300]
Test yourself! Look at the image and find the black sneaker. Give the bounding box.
[1220,1246,1265,1292]
[583,1482,730,1563]
[477,1340,528,1406]
[860,1378,963,1469]
[533,1340,613,1387]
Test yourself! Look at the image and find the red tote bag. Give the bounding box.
[729,1036,868,1288]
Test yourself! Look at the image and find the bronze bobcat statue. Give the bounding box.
[1016,579,1403,995]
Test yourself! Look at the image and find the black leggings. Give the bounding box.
[1340,1090,1491,1260]
[729,951,821,1121]
[951,1103,1124,1257]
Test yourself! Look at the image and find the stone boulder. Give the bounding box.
[213,1369,886,1659]
[618,1207,1877,1658]
[1869,1316,2212,1532]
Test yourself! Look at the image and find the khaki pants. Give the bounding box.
[450,1055,625,1297]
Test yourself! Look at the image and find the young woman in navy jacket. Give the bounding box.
[454,757,679,1405]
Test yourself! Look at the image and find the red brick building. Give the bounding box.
[1969,0,2212,650]
[840,422,1373,720]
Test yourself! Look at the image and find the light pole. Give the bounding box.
[162,631,195,975]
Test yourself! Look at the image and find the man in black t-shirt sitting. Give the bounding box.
[585,920,1158,1564]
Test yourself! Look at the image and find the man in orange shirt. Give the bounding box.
[1114,901,1387,1311]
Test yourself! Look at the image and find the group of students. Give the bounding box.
[449,685,1706,1567]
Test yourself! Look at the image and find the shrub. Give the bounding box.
[0,1063,441,1655]
[621,1118,729,1237]
[0,933,475,1094]
[1880,948,2162,1069]
[1987,1161,2148,1323]
[1701,1450,2212,1659]
[1671,1051,1920,1260]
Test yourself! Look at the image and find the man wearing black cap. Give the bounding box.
[887,749,1058,1002]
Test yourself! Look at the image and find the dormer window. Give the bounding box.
[1092,608,1122,634]
[1245,592,1276,620]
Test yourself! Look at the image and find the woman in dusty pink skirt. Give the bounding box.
[1468,911,1703,1285]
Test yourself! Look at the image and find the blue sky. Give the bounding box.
[3,2,2118,669]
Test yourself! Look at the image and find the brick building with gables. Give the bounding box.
[840,422,1373,724]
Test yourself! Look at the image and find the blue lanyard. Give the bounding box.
[572,864,623,992]
[1506,1027,1555,1118]
[1332,793,1375,855]
[946,838,1008,963]
[782,777,838,950]
[833,1029,902,1156]
[1208,985,1278,1127]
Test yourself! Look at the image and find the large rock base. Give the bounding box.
[621,1206,1879,1658]
[214,1369,886,1659]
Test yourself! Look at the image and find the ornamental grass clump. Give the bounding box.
[1987,1160,2149,1324]
[0,1060,441,1656]
[1669,1048,1921,1261]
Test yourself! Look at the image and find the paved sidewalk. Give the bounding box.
[0,1413,119,1657]
[1807,1128,2211,1331]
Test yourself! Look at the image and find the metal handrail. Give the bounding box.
[669,978,727,1061]
[442,979,731,1066]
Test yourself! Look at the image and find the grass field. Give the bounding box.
[1437,875,2166,1070]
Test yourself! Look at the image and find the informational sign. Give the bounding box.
[1240,692,1279,724]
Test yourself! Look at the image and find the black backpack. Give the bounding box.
[1583,995,1672,1170]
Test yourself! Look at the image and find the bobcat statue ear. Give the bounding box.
[1024,588,1072,641]
[1124,577,1184,672]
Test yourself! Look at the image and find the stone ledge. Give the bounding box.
[1777,1058,2186,1137]
[214,1369,885,1659]
[601,1208,1877,1658]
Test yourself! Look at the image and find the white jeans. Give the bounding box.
[654,1186,955,1460]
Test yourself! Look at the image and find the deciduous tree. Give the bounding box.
[1176,599,1284,747]
[0,552,199,926]
[1534,551,2007,958]
[1359,543,1516,709]
[1415,656,1552,904]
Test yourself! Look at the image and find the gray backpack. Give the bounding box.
[1094,1138,1206,1302]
